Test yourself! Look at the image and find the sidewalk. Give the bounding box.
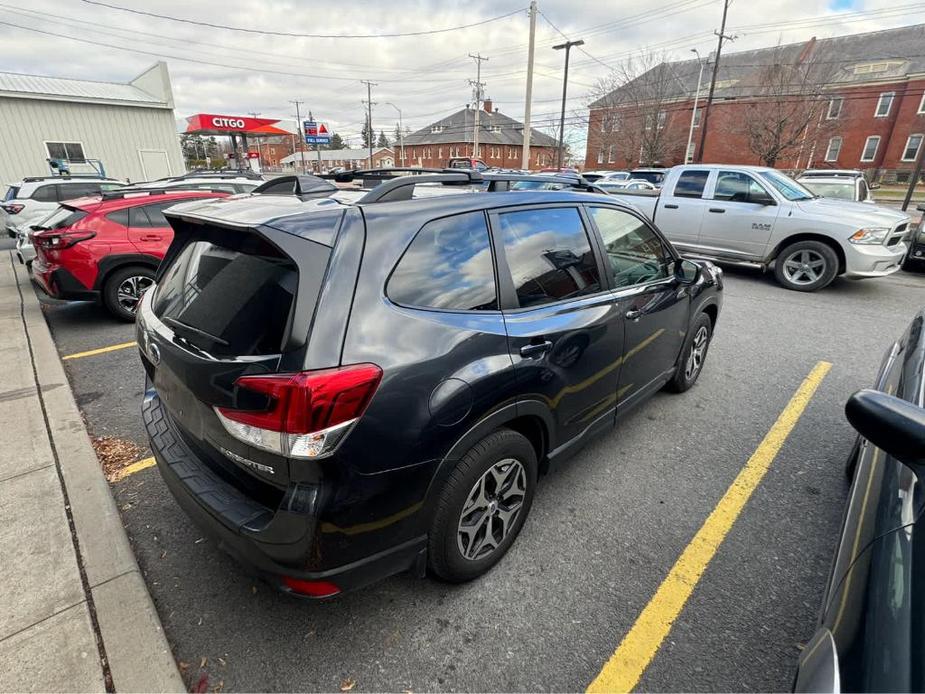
[0,252,183,693]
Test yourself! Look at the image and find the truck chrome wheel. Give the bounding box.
[457,458,526,561]
[782,250,827,286]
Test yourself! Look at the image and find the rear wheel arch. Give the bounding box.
[93,253,160,291]
[770,233,846,275]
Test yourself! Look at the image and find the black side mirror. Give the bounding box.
[845,389,925,475]
[675,259,701,284]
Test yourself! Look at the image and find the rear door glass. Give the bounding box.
[673,170,709,198]
[31,185,58,202]
[153,238,299,356]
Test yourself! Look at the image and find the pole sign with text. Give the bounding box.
[303,120,331,145]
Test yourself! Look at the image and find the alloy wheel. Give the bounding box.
[685,325,709,381]
[116,275,153,313]
[782,250,826,286]
[457,458,527,561]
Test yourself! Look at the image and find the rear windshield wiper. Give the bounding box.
[163,316,229,346]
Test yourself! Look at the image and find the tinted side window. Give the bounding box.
[388,211,497,311]
[714,171,768,203]
[31,185,58,202]
[256,179,295,195]
[673,170,709,198]
[142,202,173,227]
[106,208,130,226]
[129,206,152,228]
[58,183,100,200]
[497,207,601,308]
[589,207,673,288]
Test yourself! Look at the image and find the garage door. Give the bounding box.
[138,150,171,181]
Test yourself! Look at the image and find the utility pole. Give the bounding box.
[685,51,705,164]
[696,0,734,163]
[289,100,306,173]
[902,135,925,211]
[386,103,405,165]
[522,1,537,170]
[469,53,489,159]
[361,80,377,168]
[553,39,584,170]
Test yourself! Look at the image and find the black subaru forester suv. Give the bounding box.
[137,171,723,597]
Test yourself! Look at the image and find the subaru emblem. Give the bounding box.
[148,341,161,366]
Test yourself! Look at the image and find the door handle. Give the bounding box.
[519,340,552,359]
[140,234,161,241]
[664,203,679,209]
[626,309,642,321]
[708,208,725,213]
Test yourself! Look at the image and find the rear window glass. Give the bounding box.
[36,206,88,230]
[388,211,497,311]
[106,209,130,226]
[4,186,20,201]
[153,238,299,356]
[31,185,58,202]
[673,170,709,198]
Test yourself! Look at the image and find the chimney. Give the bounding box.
[483,98,493,113]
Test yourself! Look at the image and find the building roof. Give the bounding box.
[280,147,392,164]
[590,23,925,108]
[404,106,558,147]
[0,62,173,108]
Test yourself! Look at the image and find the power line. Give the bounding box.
[79,0,526,39]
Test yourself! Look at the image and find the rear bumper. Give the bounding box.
[31,260,99,301]
[141,387,425,596]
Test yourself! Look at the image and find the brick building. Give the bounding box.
[403,100,559,169]
[280,147,394,172]
[585,24,925,181]
[246,135,296,168]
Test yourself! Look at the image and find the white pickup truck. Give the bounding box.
[610,164,911,291]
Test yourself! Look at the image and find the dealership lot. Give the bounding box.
[30,251,925,691]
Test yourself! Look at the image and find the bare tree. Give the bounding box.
[588,51,689,167]
[734,42,840,167]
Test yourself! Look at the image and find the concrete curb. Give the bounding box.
[13,260,185,693]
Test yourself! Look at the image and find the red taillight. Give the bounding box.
[281,576,340,598]
[33,229,96,249]
[214,363,382,459]
[1,203,24,214]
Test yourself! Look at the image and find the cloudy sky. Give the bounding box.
[0,0,920,150]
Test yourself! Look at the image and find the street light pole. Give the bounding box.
[386,102,404,166]
[290,100,306,174]
[553,39,584,170]
[685,51,705,164]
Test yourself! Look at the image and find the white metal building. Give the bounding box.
[0,62,185,184]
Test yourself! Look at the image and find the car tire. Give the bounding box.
[666,311,713,393]
[773,240,839,292]
[428,428,538,583]
[902,254,924,273]
[102,265,155,322]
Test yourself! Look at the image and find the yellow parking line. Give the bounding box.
[62,341,137,360]
[586,360,832,694]
[112,456,156,482]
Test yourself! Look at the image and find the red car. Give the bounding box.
[31,189,228,320]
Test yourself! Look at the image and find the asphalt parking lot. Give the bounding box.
[24,236,925,691]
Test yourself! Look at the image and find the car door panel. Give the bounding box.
[127,203,174,258]
[655,169,713,250]
[490,205,624,450]
[697,170,781,259]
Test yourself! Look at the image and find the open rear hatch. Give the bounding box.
[137,207,338,497]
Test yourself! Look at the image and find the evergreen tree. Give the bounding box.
[361,116,373,149]
[393,122,402,145]
[327,132,345,150]
[376,130,390,148]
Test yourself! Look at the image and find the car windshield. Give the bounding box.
[758,170,815,201]
[800,180,856,201]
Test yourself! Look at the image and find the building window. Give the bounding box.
[597,149,604,164]
[860,136,880,162]
[692,109,701,128]
[45,141,85,162]
[657,111,667,129]
[875,92,894,118]
[919,92,925,114]
[430,125,444,134]
[902,134,923,161]
[825,136,842,162]
[826,97,843,119]
[607,145,616,163]
[686,141,696,163]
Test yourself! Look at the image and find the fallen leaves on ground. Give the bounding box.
[340,678,356,692]
[92,436,145,482]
